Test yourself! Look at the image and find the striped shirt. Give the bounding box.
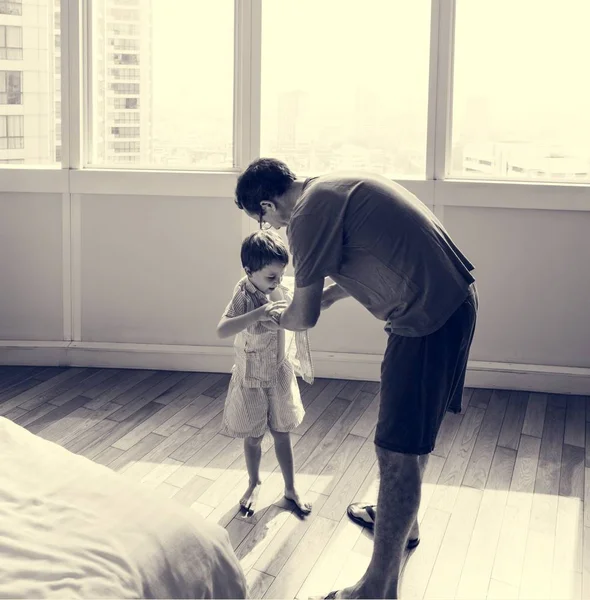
[223,277,314,387]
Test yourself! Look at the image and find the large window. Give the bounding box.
[451,0,590,182]
[260,1,431,178]
[0,0,60,166]
[87,0,234,170]
[0,0,587,183]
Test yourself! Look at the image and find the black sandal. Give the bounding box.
[346,503,420,549]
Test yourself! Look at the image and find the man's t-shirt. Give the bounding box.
[287,172,475,337]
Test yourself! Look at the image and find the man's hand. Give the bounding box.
[278,279,323,331]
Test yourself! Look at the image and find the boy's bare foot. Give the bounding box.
[284,488,312,514]
[240,481,261,514]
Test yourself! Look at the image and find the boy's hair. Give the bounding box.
[241,230,289,273]
[235,158,296,216]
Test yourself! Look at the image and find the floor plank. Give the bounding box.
[318,436,377,522]
[0,366,587,600]
[522,392,548,438]
[293,379,348,436]
[454,447,516,599]
[432,410,463,460]
[564,395,586,449]
[470,388,493,410]
[463,389,510,490]
[491,434,541,590]
[429,406,486,513]
[424,485,483,599]
[497,390,529,451]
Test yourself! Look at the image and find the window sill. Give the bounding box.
[0,168,587,210]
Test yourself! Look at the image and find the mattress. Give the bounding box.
[0,417,247,599]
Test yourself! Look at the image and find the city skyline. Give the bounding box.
[1,0,589,180]
[0,0,60,164]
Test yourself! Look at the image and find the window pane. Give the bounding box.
[0,71,22,105]
[6,25,21,46]
[0,0,22,16]
[88,0,234,170]
[260,1,430,178]
[451,0,590,182]
[0,1,60,166]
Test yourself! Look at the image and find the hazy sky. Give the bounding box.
[453,0,590,145]
[148,0,589,150]
[151,0,233,135]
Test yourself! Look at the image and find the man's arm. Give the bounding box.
[276,279,324,331]
[321,282,350,310]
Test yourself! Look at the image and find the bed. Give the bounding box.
[0,416,247,599]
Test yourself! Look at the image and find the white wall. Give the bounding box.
[444,205,590,369]
[0,192,63,340]
[80,194,241,346]
[0,175,589,394]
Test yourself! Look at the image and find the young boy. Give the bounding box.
[217,230,313,515]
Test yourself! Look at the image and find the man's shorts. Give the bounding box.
[375,284,478,455]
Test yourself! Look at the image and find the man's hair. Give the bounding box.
[241,230,289,273]
[235,158,296,216]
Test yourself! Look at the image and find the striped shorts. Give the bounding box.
[220,360,305,438]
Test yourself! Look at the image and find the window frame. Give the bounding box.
[0,0,586,214]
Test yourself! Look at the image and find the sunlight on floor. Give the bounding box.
[239,484,585,600]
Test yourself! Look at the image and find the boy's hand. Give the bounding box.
[260,300,288,322]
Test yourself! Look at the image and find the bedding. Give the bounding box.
[0,417,247,599]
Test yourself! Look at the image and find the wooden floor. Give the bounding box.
[0,365,588,599]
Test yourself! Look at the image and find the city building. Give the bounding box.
[90,0,152,166]
[0,0,59,164]
[462,141,590,180]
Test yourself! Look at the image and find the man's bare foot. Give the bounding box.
[239,481,261,514]
[312,583,366,599]
[284,488,312,514]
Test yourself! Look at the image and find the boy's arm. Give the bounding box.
[216,306,267,339]
[216,290,288,338]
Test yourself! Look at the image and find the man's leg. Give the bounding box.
[335,448,421,599]
[332,290,478,599]
[407,453,429,541]
[348,453,429,541]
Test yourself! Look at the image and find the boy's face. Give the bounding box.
[247,261,286,295]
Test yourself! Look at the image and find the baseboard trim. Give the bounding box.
[1,341,589,395]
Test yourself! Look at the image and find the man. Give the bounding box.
[234,158,478,599]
